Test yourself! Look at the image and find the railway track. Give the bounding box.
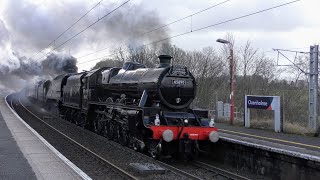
[163,158,250,180]
[8,93,250,180]
[8,94,203,179]
[92,137,249,180]
[192,161,250,180]
[8,95,138,180]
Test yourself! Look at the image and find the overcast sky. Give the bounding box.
[0,0,318,72]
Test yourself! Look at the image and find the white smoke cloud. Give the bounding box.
[0,52,78,90]
[1,0,169,56]
[0,0,169,91]
[0,15,77,90]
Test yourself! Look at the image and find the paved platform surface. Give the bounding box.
[0,93,86,180]
[216,122,320,160]
[0,105,36,179]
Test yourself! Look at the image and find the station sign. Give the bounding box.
[246,96,275,110]
[245,95,281,132]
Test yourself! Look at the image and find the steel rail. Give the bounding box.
[18,96,202,180]
[154,160,202,180]
[108,138,203,180]
[11,95,230,180]
[192,160,250,180]
[12,95,138,180]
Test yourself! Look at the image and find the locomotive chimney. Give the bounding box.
[158,55,172,68]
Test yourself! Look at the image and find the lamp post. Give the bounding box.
[216,38,234,125]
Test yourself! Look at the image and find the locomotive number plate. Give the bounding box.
[172,80,186,85]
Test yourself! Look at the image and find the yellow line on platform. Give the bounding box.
[219,128,320,150]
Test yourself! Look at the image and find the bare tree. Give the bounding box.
[127,46,157,67]
[158,43,188,66]
[286,54,309,85]
[189,47,224,107]
[239,40,258,77]
[112,45,127,62]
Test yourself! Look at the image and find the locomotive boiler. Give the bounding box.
[102,55,196,110]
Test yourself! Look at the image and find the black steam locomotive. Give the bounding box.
[30,55,219,159]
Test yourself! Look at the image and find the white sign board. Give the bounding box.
[245,95,281,132]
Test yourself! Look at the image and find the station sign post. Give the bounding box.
[245,95,281,132]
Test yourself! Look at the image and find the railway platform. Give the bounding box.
[215,122,320,161]
[0,94,89,180]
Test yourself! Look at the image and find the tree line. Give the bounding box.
[92,35,310,127]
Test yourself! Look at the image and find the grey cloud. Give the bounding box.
[210,1,305,32]
[0,0,168,90]
[0,19,9,46]
[2,0,169,55]
[2,0,88,51]
[143,0,306,33]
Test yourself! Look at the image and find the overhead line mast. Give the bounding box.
[274,46,320,135]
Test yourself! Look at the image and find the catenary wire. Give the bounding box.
[35,0,131,61]
[78,0,300,65]
[31,0,104,60]
[76,0,231,60]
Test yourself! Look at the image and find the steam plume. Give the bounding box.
[0,53,78,90]
[0,0,169,91]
